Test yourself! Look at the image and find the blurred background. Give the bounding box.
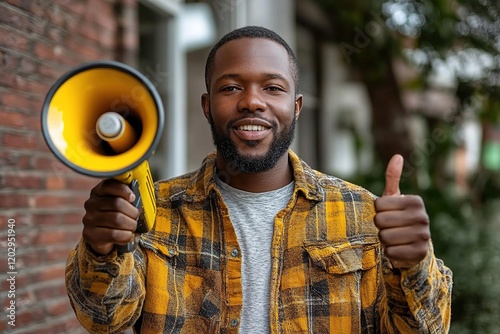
[0,0,499,333]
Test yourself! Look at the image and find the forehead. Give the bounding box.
[212,38,292,80]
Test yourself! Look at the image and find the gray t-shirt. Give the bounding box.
[215,173,294,333]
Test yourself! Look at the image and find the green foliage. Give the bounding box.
[312,1,500,330]
[351,123,500,333]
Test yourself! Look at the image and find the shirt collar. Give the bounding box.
[183,150,324,202]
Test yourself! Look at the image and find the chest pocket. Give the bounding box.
[304,241,377,274]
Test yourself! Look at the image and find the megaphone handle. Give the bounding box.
[116,179,142,254]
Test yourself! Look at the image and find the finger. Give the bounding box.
[375,194,424,212]
[384,243,429,264]
[83,211,139,231]
[91,179,136,202]
[378,226,430,246]
[83,226,135,245]
[374,204,429,230]
[84,196,140,220]
[383,154,404,196]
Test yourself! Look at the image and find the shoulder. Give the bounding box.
[315,170,377,200]
[294,154,377,203]
[154,171,199,207]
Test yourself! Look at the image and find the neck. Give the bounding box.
[215,152,293,192]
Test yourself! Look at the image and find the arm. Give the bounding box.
[378,243,453,333]
[66,240,146,333]
[65,179,147,333]
[374,155,453,333]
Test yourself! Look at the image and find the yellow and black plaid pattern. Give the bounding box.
[66,150,452,333]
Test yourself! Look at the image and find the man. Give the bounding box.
[66,26,452,333]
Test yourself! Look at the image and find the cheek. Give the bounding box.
[272,102,297,124]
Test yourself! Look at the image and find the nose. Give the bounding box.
[237,87,266,112]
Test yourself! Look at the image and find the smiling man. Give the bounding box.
[66,26,452,333]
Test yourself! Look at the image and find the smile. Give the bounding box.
[237,125,267,131]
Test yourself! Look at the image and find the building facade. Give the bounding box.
[0,0,371,332]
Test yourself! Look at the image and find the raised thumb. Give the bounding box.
[383,154,404,196]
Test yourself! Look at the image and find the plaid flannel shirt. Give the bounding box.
[66,150,452,333]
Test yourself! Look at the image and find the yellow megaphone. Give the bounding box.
[41,60,164,253]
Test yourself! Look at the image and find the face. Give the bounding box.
[202,38,303,173]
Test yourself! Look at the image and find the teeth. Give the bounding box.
[238,125,265,131]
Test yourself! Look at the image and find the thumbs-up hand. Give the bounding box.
[374,155,430,269]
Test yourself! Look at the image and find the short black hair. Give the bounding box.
[204,25,300,94]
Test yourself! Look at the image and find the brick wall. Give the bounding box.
[0,0,137,332]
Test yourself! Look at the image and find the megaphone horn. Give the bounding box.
[41,61,165,253]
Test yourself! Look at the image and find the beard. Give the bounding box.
[208,110,296,173]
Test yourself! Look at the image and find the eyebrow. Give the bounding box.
[214,73,288,83]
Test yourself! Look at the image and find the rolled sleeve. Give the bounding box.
[381,242,453,333]
[65,239,146,333]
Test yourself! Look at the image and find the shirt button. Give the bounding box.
[231,318,239,327]
[230,248,239,257]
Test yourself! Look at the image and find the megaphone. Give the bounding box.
[41,61,164,253]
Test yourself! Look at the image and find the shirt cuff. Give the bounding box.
[78,239,133,279]
[382,241,435,305]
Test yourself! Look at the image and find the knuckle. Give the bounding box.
[378,229,389,244]
[419,229,431,241]
[110,229,131,243]
[82,228,96,243]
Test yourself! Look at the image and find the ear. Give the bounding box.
[201,93,210,120]
[294,94,303,120]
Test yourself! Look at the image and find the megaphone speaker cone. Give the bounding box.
[41,61,165,178]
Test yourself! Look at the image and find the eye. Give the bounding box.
[220,85,239,92]
[267,85,284,91]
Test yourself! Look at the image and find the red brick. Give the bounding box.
[46,244,78,262]
[0,214,24,229]
[0,110,40,129]
[32,213,62,225]
[33,156,63,171]
[1,91,39,111]
[2,133,39,149]
[36,262,67,281]
[30,1,67,27]
[0,194,30,208]
[31,318,87,334]
[68,176,98,190]
[62,212,85,225]
[0,274,31,295]
[0,0,137,331]
[33,193,74,208]
[46,298,71,316]
[46,175,67,189]
[34,230,65,245]
[25,78,50,95]
[0,50,20,71]
[16,307,46,325]
[34,41,57,61]
[60,0,86,16]
[15,250,45,267]
[36,281,67,299]
[18,56,38,74]
[38,63,66,80]
[0,72,16,88]
[0,4,32,32]
[0,151,31,170]
[1,173,43,189]
[4,0,23,7]
[46,26,65,44]
[0,26,30,51]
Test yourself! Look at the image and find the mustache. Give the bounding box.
[227,114,277,129]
